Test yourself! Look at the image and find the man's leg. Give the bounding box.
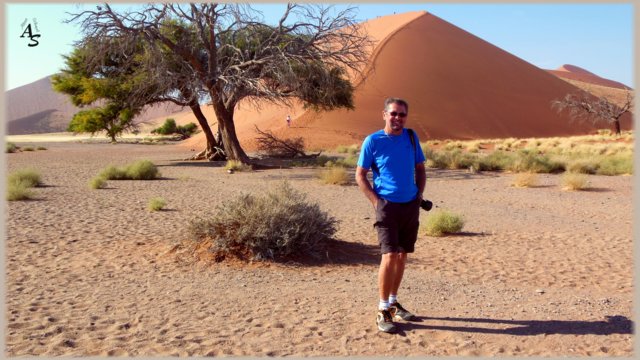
[377,252,400,333]
[378,253,401,302]
[389,252,407,295]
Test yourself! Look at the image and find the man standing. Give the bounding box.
[355,97,426,333]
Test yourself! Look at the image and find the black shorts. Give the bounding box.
[374,197,421,254]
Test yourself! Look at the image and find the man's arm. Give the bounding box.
[355,166,379,209]
[415,162,426,200]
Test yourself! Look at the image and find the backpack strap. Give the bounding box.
[407,128,418,161]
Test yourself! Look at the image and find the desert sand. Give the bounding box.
[5,140,633,356]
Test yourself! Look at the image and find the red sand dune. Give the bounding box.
[180,11,633,153]
[548,64,632,90]
[145,12,631,151]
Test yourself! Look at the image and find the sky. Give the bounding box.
[3,2,634,91]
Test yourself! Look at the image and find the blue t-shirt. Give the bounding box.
[357,129,426,203]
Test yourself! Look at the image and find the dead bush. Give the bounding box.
[188,182,338,262]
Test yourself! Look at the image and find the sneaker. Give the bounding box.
[389,302,415,321]
[376,309,396,333]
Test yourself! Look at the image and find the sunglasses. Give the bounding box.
[387,111,407,118]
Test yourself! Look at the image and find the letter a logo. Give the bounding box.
[20,24,41,47]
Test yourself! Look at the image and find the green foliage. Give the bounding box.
[98,160,160,180]
[188,182,338,262]
[8,169,42,188]
[152,118,199,139]
[52,37,150,142]
[152,118,178,135]
[422,210,465,237]
[148,197,167,211]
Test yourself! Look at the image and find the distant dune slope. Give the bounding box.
[547,64,632,90]
[5,76,187,135]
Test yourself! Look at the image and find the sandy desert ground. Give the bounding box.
[4,141,634,356]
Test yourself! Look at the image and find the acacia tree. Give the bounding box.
[68,3,372,163]
[52,38,150,142]
[552,90,634,135]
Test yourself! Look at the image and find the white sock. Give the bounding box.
[378,300,390,310]
[389,294,398,304]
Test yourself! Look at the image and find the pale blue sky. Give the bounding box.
[4,2,634,90]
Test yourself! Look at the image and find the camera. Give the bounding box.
[420,199,433,211]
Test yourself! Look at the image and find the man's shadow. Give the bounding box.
[392,315,633,337]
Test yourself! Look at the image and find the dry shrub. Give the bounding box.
[319,166,350,185]
[561,173,590,191]
[255,126,306,158]
[511,172,538,188]
[188,182,338,262]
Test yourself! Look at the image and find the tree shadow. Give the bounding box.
[392,315,633,337]
[161,161,226,168]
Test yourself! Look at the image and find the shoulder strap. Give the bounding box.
[407,128,417,158]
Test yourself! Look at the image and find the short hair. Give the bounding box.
[384,97,409,113]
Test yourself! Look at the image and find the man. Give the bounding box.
[355,97,426,333]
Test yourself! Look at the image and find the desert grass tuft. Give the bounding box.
[188,181,337,262]
[335,144,359,155]
[148,197,167,211]
[319,166,350,185]
[22,146,35,152]
[422,210,465,237]
[596,155,632,176]
[225,160,252,172]
[561,173,590,191]
[7,180,36,201]
[99,160,161,180]
[511,172,538,188]
[88,176,107,189]
[8,169,42,188]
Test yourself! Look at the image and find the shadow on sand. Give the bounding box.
[281,238,380,267]
[391,315,633,337]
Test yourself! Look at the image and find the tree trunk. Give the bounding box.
[211,96,251,164]
[614,119,621,135]
[188,101,227,161]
